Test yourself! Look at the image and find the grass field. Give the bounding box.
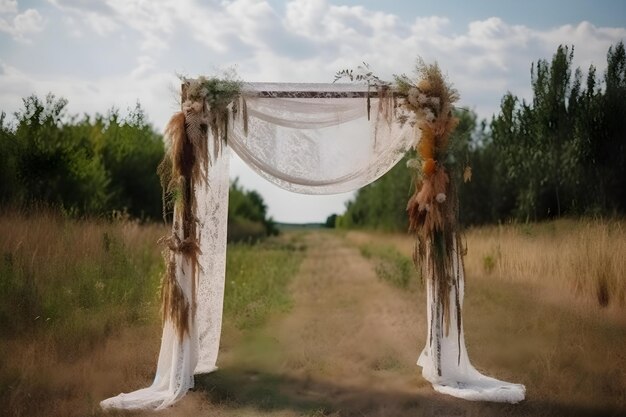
[1,214,624,416]
[0,211,166,417]
[465,219,626,310]
[0,212,304,417]
[356,219,626,312]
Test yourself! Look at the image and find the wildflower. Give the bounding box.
[463,166,472,183]
[429,96,440,108]
[408,87,420,108]
[406,159,421,169]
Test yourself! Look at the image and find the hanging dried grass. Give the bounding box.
[183,100,209,182]
[183,75,243,158]
[160,249,190,338]
[157,97,210,341]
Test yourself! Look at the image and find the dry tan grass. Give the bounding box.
[463,219,626,310]
[0,211,166,417]
[347,219,626,312]
[0,210,165,276]
[0,213,305,417]
[2,324,161,417]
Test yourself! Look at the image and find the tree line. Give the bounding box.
[0,95,164,219]
[0,95,276,239]
[336,41,626,229]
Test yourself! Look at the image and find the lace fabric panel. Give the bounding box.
[195,147,230,373]
[416,235,526,403]
[229,94,417,195]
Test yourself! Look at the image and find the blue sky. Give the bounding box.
[1,0,625,222]
[331,0,626,29]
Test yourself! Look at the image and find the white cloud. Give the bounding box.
[48,0,119,35]
[0,8,45,42]
[131,55,157,79]
[285,0,399,42]
[0,0,17,14]
[285,0,327,37]
[62,15,82,37]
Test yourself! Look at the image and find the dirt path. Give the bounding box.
[272,231,424,382]
[195,231,483,416]
[267,231,428,400]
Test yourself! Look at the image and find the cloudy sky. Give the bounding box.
[1,0,625,223]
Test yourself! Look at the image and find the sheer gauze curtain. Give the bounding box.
[100,83,524,410]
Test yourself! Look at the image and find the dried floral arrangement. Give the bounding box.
[157,73,242,339]
[400,61,467,375]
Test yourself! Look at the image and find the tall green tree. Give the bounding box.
[601,41,626,212]
[530,45,579,217]
[98,105,164,219]
[228,178,277,241]
[339,41,626,228]
[7,94,110,214]
[0,94,164,218]
[490,41,626,220]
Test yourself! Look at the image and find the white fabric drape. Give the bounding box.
[228,83,417,194]
[101,146,230,410]
[102,83,524,410]
[417,236,526,403]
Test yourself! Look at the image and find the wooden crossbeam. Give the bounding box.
[181,82,406,101]
[246,83,389,98]
[244,82,407,98]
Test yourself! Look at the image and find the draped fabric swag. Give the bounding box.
[101,70,524,410]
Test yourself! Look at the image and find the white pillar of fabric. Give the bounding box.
[417,236,526,403]
[195,147,230,373]
[100,142,230,410]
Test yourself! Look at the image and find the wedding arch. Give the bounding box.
[100,63,525,410]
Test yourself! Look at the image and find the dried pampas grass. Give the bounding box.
[157,96,211,341]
